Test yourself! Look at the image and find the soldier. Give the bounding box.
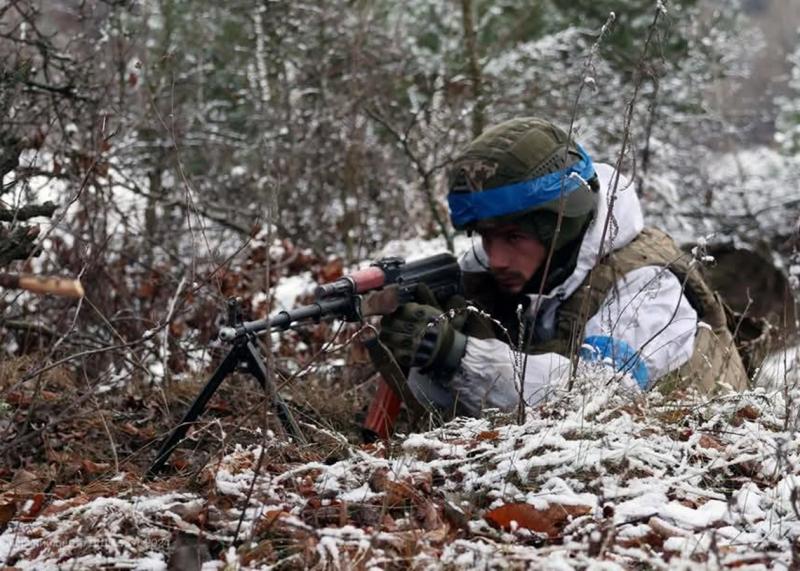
[378,117,748,417]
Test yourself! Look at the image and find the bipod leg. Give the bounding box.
[241,339,307,445]
[145,345,243,479]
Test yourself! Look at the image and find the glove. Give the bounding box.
[379,285,468,376]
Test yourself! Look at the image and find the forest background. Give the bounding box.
[2,0,800,567]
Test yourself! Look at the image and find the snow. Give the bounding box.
[270,272,314,311]
[375,234,472,263]
[758,343,800,389]
[659,499,729,529]
[4,372,800,569]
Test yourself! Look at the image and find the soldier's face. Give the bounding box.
[480,224,547,294]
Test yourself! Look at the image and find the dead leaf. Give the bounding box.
[41,494,89,516]
[369,467,389,492]
[136,279,157,299]
[10,469,41,495]
[171,456,189,472]
[120,422,141,437]
[0,501,17,529]
[618,529,664,550]
[381,513,397,531]
[5,392,30,406]
[484,502,591,537]
[725,554,775,568]
[168,500,206,524]
[698,434,726,451]
[169,320,186,337]
[383,480,423,507]
[476,430,500,442]
[81,459,111,475]
[423,524,449,543]
[732,405,760,426]
[420,500,443,530]
[51,484,82,500]
[207,399,233,414]
[241,540,275,566]
[297,475,317,497]
[18,493,45,521]
[317,258,344,283]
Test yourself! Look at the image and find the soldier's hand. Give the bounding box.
[414,283,469,331]
[379,292,467,375]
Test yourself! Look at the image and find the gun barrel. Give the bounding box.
[218,296,353,342]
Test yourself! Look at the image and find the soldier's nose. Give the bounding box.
[488,246,510,270]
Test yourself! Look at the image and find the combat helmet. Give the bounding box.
[447,117,598,253]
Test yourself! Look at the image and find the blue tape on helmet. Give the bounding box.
[448,144,595,229]
[579,335,650,389]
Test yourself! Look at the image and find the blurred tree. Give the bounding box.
[776,41,800,154]
[2,0,791,377]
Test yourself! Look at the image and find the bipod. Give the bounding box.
[145,298,305,479]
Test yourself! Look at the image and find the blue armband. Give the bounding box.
[579,335,650,389]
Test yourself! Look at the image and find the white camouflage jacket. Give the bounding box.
[408,163,698,416]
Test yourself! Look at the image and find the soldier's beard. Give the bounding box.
[492,270,527,293]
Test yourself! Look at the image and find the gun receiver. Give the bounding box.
[146,252,462,478]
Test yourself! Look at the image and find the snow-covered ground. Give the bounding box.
[3,368,799,570]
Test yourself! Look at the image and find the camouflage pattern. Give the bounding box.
[461,227,750,394]
[448,117,598,251]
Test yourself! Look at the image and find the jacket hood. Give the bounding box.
[459,162,644,303]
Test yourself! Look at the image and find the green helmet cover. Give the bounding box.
[448,117,598,251]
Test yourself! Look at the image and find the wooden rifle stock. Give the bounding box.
[362,378,403,441]
[0,272,84,298]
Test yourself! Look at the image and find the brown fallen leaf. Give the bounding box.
[381,513,397,532]
[51,484,82,499]
[254,509,289,536]
[420,500,443,530]
[18,493,45,521]
[0,501,17,530]
[423,524,449,544]
[39,390,59,402]
[240,540,275,566]
[698,434,726,451]
[484,502,592,537]
[41,494,90,516]
[10,469,42,496]
[369,468,422,506]
[476,430,500,442]
[383,480,423,507]
[317,258,344,283]
[120,422,141,436]
[81,459,111,475]
[732,405,760,426]
[617,529,664,550]
[369,467,389,492]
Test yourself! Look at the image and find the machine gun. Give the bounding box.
[146,252,462,478]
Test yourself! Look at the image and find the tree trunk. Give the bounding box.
[461,0,485,138]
